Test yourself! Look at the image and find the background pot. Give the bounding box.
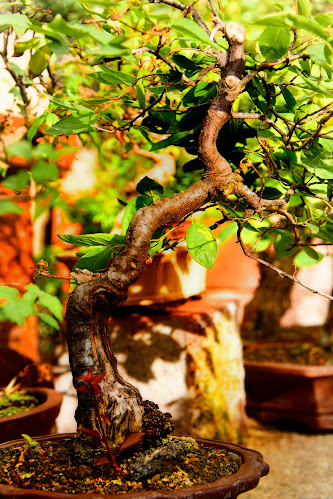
[245,359,333,430]
[0,433,268,498]
[0,387,63,443]
[57,249,207,306]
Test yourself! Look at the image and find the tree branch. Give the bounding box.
[238,227,333,301]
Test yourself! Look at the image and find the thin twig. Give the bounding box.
[237,227,333,301]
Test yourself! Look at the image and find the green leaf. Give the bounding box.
[48,95,94,113]
[302,144,333,179]
[171,54,197,71]
[149,132,189,151]
[314,13,333,28]
[136,176,163,197]
[3,171,30,191]
[0,200,24,215]
[294,247,323,267]
[121,196,153,235]
[29,46,51,76]
[170,18,220,50]
[0,14,31,34]
[14,37,41,56]
[297,0,311,17]
[48,14,88,39]
[0,287,36,326]
[183,158,204,173]
[21,434,38,448]
[255,13,330,41]
[31,160,59,183]
[27,113,47,141]
[98,66,136,85]
[149,237,164,257]
[0,286,19,300]
[7,140,33,161]
[74,246,113,272]
[37,312,60,330]
[274,232,297,258]
[47,112,99,135]
[59,233,126,247]
[186,221,217,269]
[36,293,63,322]
[259,27,290,60]
[87,37,130,59]
[216,222,238,245]
[294,69,333,98]
[24,284,42,301]
[304,222,319,234]
[136,68,145,110]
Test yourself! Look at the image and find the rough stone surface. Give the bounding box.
[108,296,247,443]
[241,419,333,499]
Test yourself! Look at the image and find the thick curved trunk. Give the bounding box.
[65,18,267,456]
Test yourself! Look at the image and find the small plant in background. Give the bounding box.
[0,392,40,419]
[0,281,63,330]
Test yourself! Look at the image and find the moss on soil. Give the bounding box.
[243,343,333,366]
[0,391,41,418]
[0,436,241,495]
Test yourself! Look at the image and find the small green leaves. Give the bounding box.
[22,434,39,452]
[294,247,323,267]
[297,0,311,17]
[274,232,297,258]
[0,286,35,326]
[47,112,99,135]
[259,27,290,60]
[0,284,62,327]
[0,200,24,215]
[302,144,333,180]
[3,171,30,191]
[186,221,217,269]
[29,45,51,76]
[59,233,125,247]
[74,246,113,272]
[136,176,163,197]
[170,18,221,50]
[121,196,153,235]
[98,66,136,85]
[59,233,127,272]
[7,140,33,161]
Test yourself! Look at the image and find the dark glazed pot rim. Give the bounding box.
[0,433,269,499]
[0,387,63,425]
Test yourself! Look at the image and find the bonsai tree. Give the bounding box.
[1,0,332,465]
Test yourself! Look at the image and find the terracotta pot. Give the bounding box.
[0,433,268,498]
[245,360,333,430]
[125,250,207,306]
[57,250,207,306]
[0,388,63,443]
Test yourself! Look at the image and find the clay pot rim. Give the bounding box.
[244,360,333,377]
[0,387,63,425]
[0,433,269,499]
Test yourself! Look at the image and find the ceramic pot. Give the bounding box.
[0,388,63,443]
[245,360,333,430]
[57,249,207,306]
[0,433,268,498]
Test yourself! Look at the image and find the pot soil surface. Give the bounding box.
[0,391,41,419]
[243,343,333,366]
[0,435,241,495]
